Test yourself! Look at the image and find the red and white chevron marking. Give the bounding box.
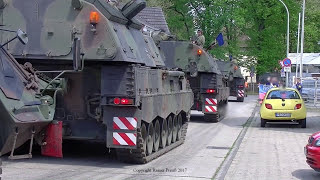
[113,132,136,146]
[113,117,137,130]
[238,90,245,97]
[205,105,217,112]
[205,98,217,105]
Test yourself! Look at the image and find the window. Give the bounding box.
[267,90,300,99]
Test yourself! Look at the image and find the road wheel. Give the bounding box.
[167,116,173,146]
[146,123,154,155]
[177,114,183,140]
[261,118,266,127]
[153,120,160,152]
[160,118,167,148]
[172,115,178,143]
[140,124,148,154]
[300,119,306,128]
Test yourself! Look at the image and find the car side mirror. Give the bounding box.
[17,29,28,45]
[73,38,82,71]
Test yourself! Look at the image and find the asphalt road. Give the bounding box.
[1,96,257,180]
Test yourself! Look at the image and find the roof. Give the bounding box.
[136,7,170,33]
[288,53,320,65]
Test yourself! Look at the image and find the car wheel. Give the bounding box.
[300,119,306,128]
[261,118,266,127]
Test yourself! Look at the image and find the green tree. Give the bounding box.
[240,0,300,74]
[146,0,194,40]
[187,0,244,60]
[303,0,320,53]
[146,0,319,74]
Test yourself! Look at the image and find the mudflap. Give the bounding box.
[202,97,228,122]
[202,97,219,122]
[203,97,218,114]
[237,89,245,99]
[41,121,63,158]
[103,107,139,150]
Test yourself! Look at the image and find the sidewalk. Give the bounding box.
[224,110,320,180]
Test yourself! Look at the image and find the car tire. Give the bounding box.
[261,118,266,127]
[300,119,306,128]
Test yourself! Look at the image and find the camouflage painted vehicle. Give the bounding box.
[217,60,245,102]
[0,29,62,159]
[159,41,229,122]
[0,0,193,163]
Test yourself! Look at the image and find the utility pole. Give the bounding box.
[278,0,290,87]
[295,13,301,79]
[300,0,306,79]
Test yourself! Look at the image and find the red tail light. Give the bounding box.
[114,98,134,105]
[238,85,244,88]
[206,89,216,93]
[265,103,272,109]
[114,98,121,105]
[121,98,134,105]
[295,104,302,110]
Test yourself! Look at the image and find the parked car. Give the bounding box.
[305,131,320,172]
[260,88,307,128]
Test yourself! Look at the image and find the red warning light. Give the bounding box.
[90,11,100,24]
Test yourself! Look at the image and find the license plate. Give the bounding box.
[275,113,291,117]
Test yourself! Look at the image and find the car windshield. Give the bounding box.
[266,90,300,99]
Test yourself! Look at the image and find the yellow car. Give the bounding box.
[260,88,307,128]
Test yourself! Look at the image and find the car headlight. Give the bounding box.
[315,139,320,147]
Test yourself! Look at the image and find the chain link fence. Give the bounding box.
[301,78,320,107]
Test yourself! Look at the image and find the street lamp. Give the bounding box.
[295,13,301,80]
[278,0,290,87]
[300,0,306,79]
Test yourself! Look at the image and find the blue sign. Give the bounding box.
[259,84,273,101]
[283,58,291,67]
[259,85,273,94]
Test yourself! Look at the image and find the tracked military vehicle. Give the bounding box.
[159,41,229,122]
[217,61,245,102]
[0,0,193,163]
[0,29,61,160]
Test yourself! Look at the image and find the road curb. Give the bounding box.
[213,104,258,180]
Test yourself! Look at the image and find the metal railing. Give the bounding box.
[301,77,320,107]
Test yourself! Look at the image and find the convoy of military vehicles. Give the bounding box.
[0,0,245,163]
